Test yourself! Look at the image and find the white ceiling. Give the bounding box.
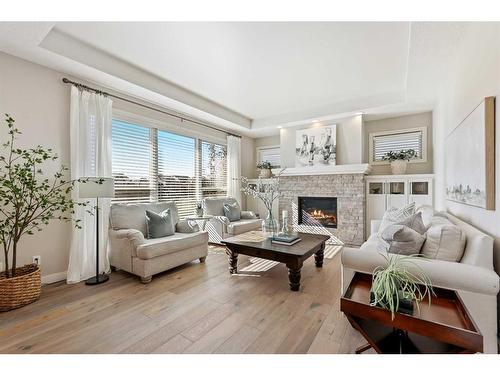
[0,22,471,137]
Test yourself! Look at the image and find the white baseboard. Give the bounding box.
[41,271,67,285]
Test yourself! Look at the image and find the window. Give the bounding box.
[111,118,227,217]
[257,146,281,168]
[112,120,154,203]
[369,127,427,164]
[201,141,227,199]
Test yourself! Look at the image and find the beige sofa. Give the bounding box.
[202,197,262,243]
[109,201,208,283]
[341,210,500,353]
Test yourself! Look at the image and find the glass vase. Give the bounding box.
[262,210,279,238]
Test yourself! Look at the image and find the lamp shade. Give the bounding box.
[79,177,115,198]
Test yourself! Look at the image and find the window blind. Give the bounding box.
[258,146,281,167]
[112,120,154,203]
[200,141,227,199]
[372,129,423,162]
[157,130,197,218]
[111,118,228,217]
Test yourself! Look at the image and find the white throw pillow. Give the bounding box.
[421,219,466,262]
[379,202,416,233]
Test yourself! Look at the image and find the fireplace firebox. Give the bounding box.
[298,196,337,228]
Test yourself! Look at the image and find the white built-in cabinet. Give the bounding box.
[365,174,434,237]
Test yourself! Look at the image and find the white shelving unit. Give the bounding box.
[365,174,434,237]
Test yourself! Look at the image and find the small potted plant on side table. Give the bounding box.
[370,253,434,319]
[257,161,273,178]
[382,149,417,175]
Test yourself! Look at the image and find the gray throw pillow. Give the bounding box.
[397,212,427,235]
[223,201,241,222]
[378,224,426,255]
[145,209,175,238]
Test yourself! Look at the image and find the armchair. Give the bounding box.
[202,197,262,243]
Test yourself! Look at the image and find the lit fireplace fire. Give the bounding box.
[298,196,338,228]
[308,209,337,223]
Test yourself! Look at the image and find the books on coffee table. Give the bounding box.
[270,233,302,246]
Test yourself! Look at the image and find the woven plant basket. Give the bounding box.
[0,264,41,311]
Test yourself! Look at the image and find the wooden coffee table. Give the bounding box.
[221,231,330,291]
[341,272,483,354]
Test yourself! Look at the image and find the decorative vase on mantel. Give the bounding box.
[259,168,272,179]
[390,160,408,175]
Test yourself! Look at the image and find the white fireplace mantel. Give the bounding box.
[272,163,372,177]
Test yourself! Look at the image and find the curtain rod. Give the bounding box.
[61,77,242,139]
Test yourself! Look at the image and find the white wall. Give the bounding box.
[364,112,433,175]
[0,51,256,279]
[0,52,71,280]
[432,23,500,332]
[279,115,364,168]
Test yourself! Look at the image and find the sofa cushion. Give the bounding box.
[227,219,262,235]
[378,224,426,255]
[110,201,179,236]
[136,231,208,260]
[203,197,238,217]
[223,201,241,222]
[146,209,175,239]
[176,219,200,233]
[379,202,416,233]
[421,219,467,262]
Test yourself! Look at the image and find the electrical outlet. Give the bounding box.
[33,255,41,266]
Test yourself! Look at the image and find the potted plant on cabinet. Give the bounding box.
[382,149,417,175]
[256,161,273,178]
[0,114,96,311]
[370,253,434,319]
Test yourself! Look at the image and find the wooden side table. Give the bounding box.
[185,216,213,231]
[341,272,483,354]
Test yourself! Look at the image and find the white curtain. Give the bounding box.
[67,86,113,284]
[227,135,242,205]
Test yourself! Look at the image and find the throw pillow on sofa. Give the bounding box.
[421,219,466,262]
[145,209,175,238]
[378,224,426,255]
[379,202,416,233]
[223,201,241,222]
[397,212,427,235]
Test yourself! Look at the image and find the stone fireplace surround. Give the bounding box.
[279,173,366,246]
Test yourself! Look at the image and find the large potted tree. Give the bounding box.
[0,114,95,311]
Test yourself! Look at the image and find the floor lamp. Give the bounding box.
[79,177,115,285]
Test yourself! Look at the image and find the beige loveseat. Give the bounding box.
[341,210,500,353]
[109,202,208,283]
[202,197,262,243]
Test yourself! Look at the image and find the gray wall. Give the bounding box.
[363,112,433,175]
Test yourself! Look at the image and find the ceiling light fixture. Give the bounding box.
[312,119,320,123]
[277,126,283,129]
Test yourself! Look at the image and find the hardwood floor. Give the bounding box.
[0,245,372,354]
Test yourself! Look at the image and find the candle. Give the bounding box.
[282,210,288,219]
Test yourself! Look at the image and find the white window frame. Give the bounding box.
[368,126,428,165]
[257,145,281,168]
